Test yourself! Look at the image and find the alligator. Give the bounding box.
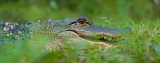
[0,16,131,51]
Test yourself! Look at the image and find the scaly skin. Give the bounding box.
[0,16,131,51]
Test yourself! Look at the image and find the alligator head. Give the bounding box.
[58,16,132,42]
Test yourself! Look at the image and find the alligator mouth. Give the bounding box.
[66,29,121,42]
[73,32,111,42]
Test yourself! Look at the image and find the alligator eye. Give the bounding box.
[78,18,90,25]
[79,19,85,24]
[69,16,91,27]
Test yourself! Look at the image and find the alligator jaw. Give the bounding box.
[65,27,123,42]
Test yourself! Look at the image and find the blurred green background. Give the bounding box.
[0,0,159,23]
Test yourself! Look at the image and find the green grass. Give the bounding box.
[0,18,160,63]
